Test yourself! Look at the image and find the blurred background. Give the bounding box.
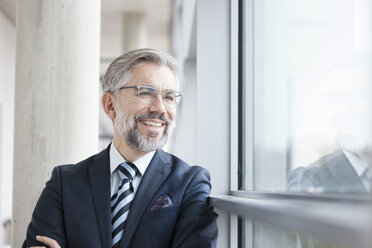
[0,0,371,247]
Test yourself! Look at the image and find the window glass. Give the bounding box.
[241,0,372,193]
[241,219,361,248]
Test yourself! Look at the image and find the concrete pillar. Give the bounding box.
[0,8,16,248]
[12,0,100,247]
[123,12,147,52]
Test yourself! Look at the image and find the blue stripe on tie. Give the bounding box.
[111,187,133,213]
[118,162,137,179]
[112,230,123,246]
[124,164,136,177]
[118,169,131,180]
[112,210,129,230]
[111,193,134,217]
[111,181,130,200]
[111,182,130,207]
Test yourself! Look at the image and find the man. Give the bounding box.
[288,55,372,194]
[23,48,218,248]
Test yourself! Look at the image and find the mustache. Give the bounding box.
[134,112,171,126]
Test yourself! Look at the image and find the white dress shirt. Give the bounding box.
[110,143,155,197]
[343,150,372,192]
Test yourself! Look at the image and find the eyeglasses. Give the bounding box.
[118,85,182,108]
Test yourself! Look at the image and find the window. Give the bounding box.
[240,0,372,194]
[210,0,372,247]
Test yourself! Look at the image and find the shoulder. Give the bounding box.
[287,151,347,192]
[158,150,210,178]
[53,148,109,178]
[157,150,211,191]
[294,151,346,177]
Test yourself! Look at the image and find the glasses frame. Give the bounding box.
[118,85,182,108]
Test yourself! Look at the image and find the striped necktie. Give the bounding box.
[111,162,138,248]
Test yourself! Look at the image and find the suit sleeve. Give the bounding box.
[171,167,218,248]
[287,167,317,193]
[23,166,67,248]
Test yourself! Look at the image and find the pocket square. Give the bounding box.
[150,195,173,211]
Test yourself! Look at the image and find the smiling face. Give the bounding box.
[109,62,178,157]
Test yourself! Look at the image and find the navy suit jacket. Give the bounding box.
[287,150,366,193]
[23,146,218,248]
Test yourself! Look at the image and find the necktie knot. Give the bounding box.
[117,162,138,181]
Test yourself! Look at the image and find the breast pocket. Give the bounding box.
[133,206,180,248]
[144,205,180,219]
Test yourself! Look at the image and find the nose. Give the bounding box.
[148,94,167,114]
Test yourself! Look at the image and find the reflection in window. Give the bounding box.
[241,0,372,193]
[288,56,372,193]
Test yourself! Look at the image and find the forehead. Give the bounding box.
[128,62,179,90]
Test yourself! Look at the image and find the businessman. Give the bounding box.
[288,55,372,194]
[23,48,218,248]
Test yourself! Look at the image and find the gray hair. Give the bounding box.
[102,48,183,95]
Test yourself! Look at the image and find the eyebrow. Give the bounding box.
[138,84,179,92]
[140,84,156,88]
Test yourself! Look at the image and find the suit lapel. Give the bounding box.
[120,150,171,248]
[88,145,112,248]
[328,151,366,193]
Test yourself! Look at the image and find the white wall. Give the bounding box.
[196,1,231,247]
[171,0,231,247]
[0,9,15,248]
[171,58,198,165]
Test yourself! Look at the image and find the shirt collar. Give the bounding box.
[343,150,369,177]
[109,142,156,176]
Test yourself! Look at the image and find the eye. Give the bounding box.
[163,92,176,102]
[138,88,155,97]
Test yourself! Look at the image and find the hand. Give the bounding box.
[29,235,61,248]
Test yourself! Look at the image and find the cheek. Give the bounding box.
[168,110,176,121]
[127,106,147,118]
[119,97,143,112]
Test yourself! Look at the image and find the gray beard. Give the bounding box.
[114,108,173,152]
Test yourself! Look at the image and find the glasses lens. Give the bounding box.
[136,86,181,108]
[163,91,176,104]
[137,87,156,104]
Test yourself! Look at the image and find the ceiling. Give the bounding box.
[0,0,172,75]
[0,0,170,23]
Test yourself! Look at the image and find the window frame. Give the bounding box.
[210,193,372,248]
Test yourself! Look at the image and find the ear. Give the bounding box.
[101,92,117,121]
